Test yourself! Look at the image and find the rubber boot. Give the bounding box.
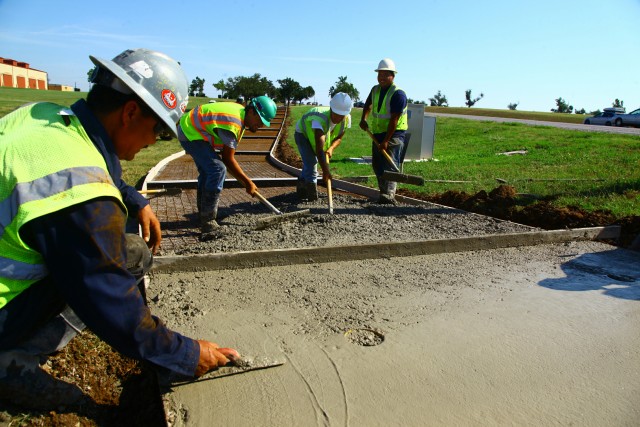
[296,179,307,201]
[377,179,397,205]
[200,190,222,241]
[305,182,318,202]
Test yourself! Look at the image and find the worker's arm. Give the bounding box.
[21,198,232,377]
[220,145,257,195]
[359,92,373,131]
[380,112,401,152]
[326,132,345,159]
[313,128,332,182]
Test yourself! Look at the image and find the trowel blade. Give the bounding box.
[199,354,286,380]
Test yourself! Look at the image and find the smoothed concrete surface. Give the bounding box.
[150,241,640,426]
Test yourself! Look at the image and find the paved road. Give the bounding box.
[427,112,640,135]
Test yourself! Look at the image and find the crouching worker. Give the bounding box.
[0,48,239,409]
[294,92,353,201]
[177,96,278,240]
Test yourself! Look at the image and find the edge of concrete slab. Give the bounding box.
[152,226,620,273]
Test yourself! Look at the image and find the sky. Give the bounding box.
[1,0,639,113]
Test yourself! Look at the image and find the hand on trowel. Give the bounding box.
[194,340,286,381]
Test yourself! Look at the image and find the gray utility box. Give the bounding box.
[405,103,435,161]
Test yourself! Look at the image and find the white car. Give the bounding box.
[584,107,640,127]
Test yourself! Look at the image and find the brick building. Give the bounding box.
[0,57,48,90]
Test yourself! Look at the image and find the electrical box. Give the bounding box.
[405,103,435,161]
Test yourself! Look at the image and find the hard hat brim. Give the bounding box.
[90,55,179,138]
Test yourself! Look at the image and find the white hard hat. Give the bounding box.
[375,58,397,73]
[90,48,189,138]
[329,92,353,116]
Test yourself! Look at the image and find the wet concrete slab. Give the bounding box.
[150,241,640,426]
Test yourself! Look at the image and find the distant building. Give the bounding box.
[0,57,48,90]
[48,84,74,92]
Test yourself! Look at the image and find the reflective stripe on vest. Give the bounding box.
[179,103,244,149]
[0,102,124,308]
[298,107,346,151]
[370,84,408,134]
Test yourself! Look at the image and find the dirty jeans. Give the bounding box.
[0,234,152,378]
[179,138,226,193]
[371,133,405,195]
[294,132,320,184]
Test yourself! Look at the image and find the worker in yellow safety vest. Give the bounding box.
[294,92,353,201]
[0,48,239,409]
[359,58,409,204]
[177,97,277,240]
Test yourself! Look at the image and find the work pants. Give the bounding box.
[294,132,321,184]
[179,138,226,194]
[371,132,406,195]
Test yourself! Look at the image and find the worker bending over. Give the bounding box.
[294,92,353,200]
[0,49,238,409]
[359,58,408,205]
[177,96,277,240]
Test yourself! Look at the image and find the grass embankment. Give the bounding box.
[285,105,640,217]
[2,88,638,217]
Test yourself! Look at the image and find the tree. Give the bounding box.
[507,102,519,110]
[612,99,624,109]
[213,79,227,98]
[277,77,302,106]
[550,97,573,113]
[428,90,448,107]
[329,76,359,101]
[189,77,206,97]
[293,86,315,105]
[575,108,586,115]
[87,67,96,83]
[464,89,484,108]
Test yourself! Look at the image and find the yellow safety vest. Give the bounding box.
[370,84,408,134]
[297,107,348,151]
[0,102,124,308]
[179,102,245,150]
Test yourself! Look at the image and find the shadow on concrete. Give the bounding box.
[538,249,640,300]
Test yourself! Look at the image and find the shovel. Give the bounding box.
[325,153,334,214]
[253,190,311,230]
[364,129,425,186]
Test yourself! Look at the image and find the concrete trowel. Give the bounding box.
[160,354,286,386]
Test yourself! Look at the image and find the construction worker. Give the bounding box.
[177,96,278,239]
[359,58,408,204]
[294,92,353,200]
[0,49,239,409]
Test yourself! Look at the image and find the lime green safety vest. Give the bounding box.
[0,102,125,308]
[370,84,408,134]
[297,107,348,151]
[179,102,245,150]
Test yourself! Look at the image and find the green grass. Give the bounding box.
[2,89,638,218]
[286,106,640,217]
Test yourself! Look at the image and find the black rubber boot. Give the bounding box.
[296,179,307,201]
[200,191,222,240]
[305,182,318,201]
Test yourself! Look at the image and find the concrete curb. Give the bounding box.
[152,226,620,273]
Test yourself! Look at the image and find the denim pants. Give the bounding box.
[371,133,405,194]
[179,139,226,193]
[294,132,320,184]
[0,234,153,377]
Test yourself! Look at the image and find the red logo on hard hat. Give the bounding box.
[161,89,177,109]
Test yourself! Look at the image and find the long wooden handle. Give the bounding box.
[253,191,282,215]
[364,129,400,173]
[325,154,334,214]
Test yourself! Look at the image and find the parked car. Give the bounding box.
[353,101,365,108]
[584,107,640,127]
